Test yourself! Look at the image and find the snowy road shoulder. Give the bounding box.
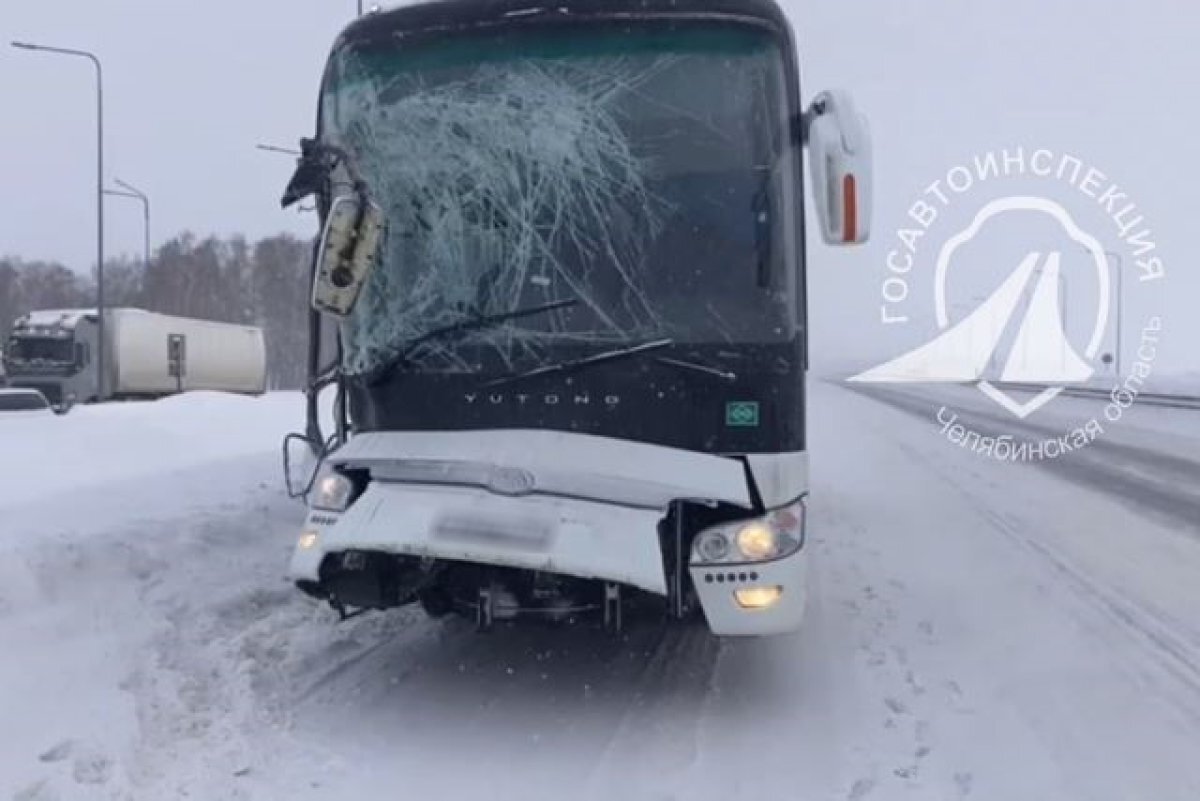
[3,384,1200,800]
[805,381,1200,801]
[0,392,342,800]
[839,379,1200,532]
[0,391,310,515]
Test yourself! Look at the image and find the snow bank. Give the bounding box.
[3,377,1199,801]
[0,390,332,514]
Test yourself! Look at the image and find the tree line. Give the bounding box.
[1,233,314,389]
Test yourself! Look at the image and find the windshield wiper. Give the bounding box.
[356,298,578,387]
[655,356,738,382]
[485,341,740,387]
[484,338,675,388]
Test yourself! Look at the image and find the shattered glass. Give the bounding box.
[321,25,797,375]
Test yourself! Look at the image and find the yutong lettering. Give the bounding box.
[464,393,621,407]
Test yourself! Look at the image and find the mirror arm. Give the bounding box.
[287,138,372,470]
[792,109,811,148]
[293,139,373,268]
[795,90,833,148]
[281,137,370,209]
[304,234,325,451]
[333,335,350,447]
[319,141,373,237]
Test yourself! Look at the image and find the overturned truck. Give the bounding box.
[280,0,872,636]
[4,308,266,408]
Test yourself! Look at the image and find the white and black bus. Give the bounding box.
[279,0,871,636]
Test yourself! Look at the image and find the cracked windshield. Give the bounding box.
[1,1,1197,801]
[321,26,798,374]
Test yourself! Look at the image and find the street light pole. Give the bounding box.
[113,178,150,272]
[12,41,106,400]
[104,187,150,274]
[1106,250,1124,377]
[1076,247,1126,377]
[1053,270,1068,373]
[255,142,300,156]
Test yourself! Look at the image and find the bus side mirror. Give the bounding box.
[311,195,386,317]
[282,431,324,499]
[805,89,872,245]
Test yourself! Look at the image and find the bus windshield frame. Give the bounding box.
[319,20,804,378]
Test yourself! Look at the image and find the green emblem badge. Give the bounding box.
[725,401,760,427]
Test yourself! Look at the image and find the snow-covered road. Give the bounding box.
[2,383,1198,801]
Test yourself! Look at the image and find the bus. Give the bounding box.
[278,0,872,636]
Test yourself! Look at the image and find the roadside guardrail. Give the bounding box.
[995,382,1200,411]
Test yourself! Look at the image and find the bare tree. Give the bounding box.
[3,231,316,389]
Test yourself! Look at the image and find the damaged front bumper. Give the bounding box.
[290,481,670,595]
[287,430,811,635]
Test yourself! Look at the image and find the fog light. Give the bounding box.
[735,585,782,609]
[298,530,319,549]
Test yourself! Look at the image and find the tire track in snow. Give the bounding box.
[848,383,1200,723]
[56,489,427,800]
[975,507,1200,724]
[274,603,728,800]
[808,382,1146,800]
[816,507,964,798]
[580,621,722,792]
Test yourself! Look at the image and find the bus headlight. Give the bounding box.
[696,531,731,562]
[312,471,354,512]
[736,521,776,560]
[691,497,806,565]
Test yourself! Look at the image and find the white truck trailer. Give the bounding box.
[3,307,267,407]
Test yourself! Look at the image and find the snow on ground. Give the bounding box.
[1023,386,1200,443]
[1078,369,1200,397]
[867,378,1200,464]
[2,384,1199,800]
[1,391,310,511]
[1145,370,1200,396]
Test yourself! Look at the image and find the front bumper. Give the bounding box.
[289,475,810,637]
[289,481,670,595]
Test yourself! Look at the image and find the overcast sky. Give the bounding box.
[2,0,1195,374]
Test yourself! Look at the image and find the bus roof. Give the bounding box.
[337,0,793,49]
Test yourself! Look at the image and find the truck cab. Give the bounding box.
[280,0,871,636]
[4,309,97,408]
